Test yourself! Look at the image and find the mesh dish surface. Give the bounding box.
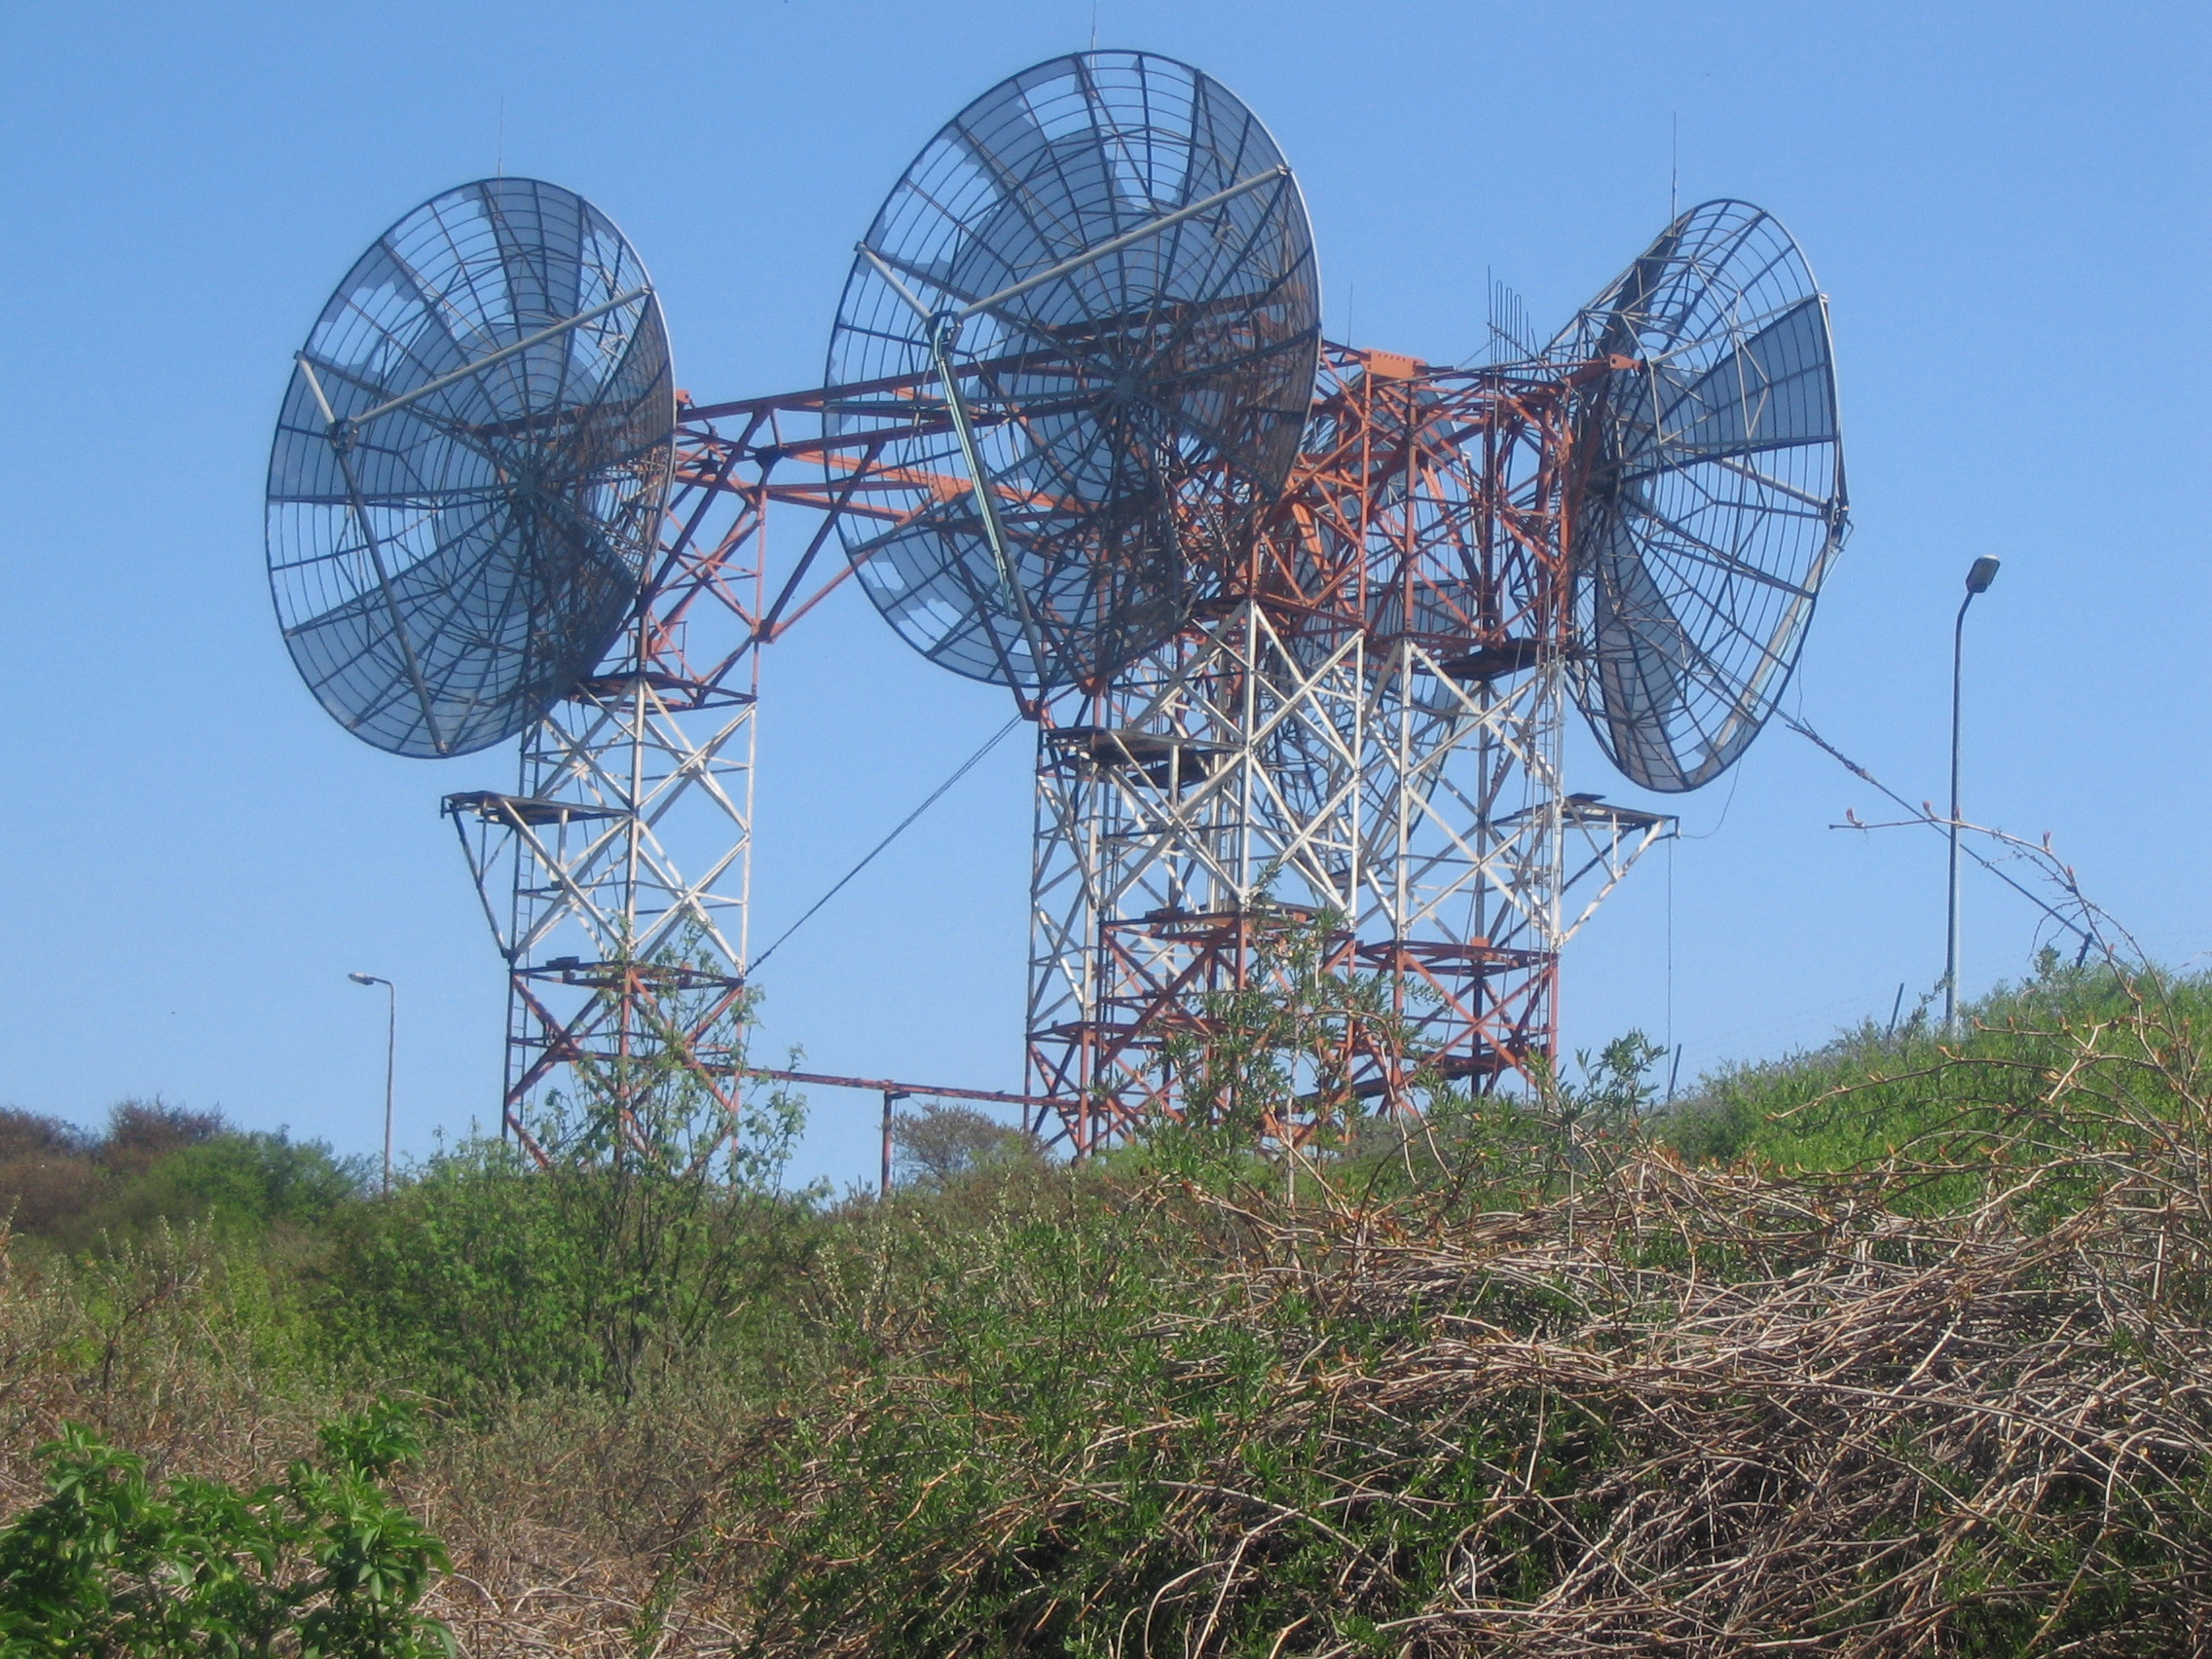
[827,51,1320,691]
[1556,200,1848,793]
[267,177,674,757]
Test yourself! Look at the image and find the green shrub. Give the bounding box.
[314,1116,818,1404]
[0,1400,451,1658]
[0,1101,364,1255]
[143,1132,364,1235]
[313,951,825,1404]
[890,1103,1042,1190]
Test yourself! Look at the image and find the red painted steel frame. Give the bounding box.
[1024,346,1603,1148]
[491,345,1615,1158]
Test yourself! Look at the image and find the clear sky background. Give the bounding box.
[0,0,2203,1191]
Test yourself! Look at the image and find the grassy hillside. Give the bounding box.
[3,963,2209,1654]
[1659,960,2212,1176]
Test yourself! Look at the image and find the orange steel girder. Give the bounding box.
[1025,345,1594,1148]
[453,384,911,1151]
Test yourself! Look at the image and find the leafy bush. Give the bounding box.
[0,1400,451,1658]
[890,1103,1040,1189]
[142,1132,363,1235]
[314,1139,823,1401]
[0,1100,363,1254]
[315,966,820,1403]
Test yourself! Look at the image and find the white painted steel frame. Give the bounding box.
[1027,622,1668,1135]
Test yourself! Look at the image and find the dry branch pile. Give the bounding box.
[1232,1163,2211,1652]
[749,1140,2212,1657]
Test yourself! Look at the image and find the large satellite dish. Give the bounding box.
[826,50,1321,691]
[267,178,674,757]
[1558,200,1847,793]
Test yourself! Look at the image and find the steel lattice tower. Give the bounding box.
[439,353,1670,1157]
[443,388,872,1155]
[1026,347,1670,1149]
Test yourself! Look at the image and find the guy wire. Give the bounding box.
[749,712,1026,974]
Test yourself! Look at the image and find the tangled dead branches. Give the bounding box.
[752,1116,2212,1657]
[1208,1158,2212,1653]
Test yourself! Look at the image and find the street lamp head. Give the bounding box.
[346,974,397,1197]
[1965,556,2001,595]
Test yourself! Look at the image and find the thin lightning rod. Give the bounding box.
[1670,113,1678,220]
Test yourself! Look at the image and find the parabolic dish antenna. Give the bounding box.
[826,49,1321,691]
[1557,200,1847,793]
[267,178,675,757]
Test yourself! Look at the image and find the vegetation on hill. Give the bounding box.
[0,1401,450,1658]
[3,954,2211,1653]
[0,1099,360,1253]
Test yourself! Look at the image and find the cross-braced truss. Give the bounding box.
[1025,348,1672,1148]
[443,669,756,1156]
[439,385,909,1154]
[438,349,1670,1161]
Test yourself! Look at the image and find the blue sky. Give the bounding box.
[0,0,2203,1190]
